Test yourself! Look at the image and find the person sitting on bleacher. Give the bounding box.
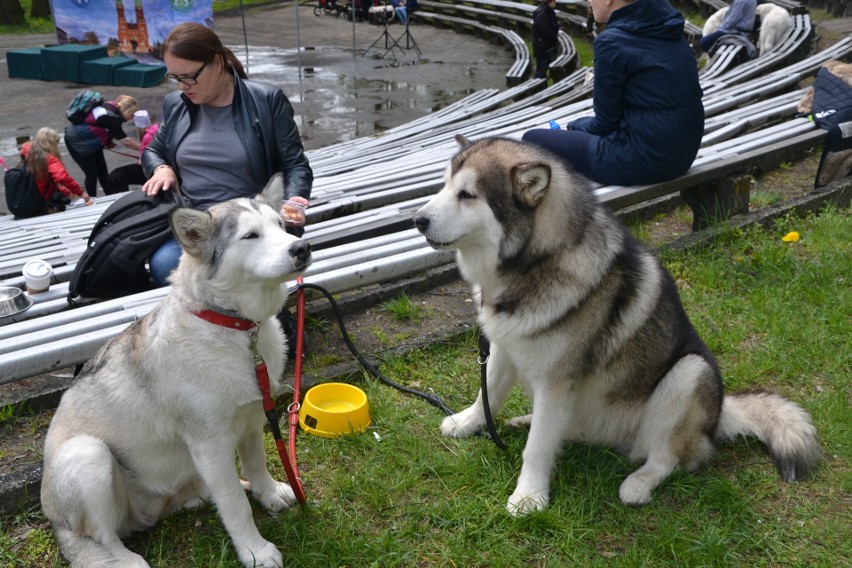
[699,0,757,54]
[20,128,93,214]
[522,0,704,186]
[391,0,408,25]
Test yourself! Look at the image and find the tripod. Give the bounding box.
[395,13,421,59]
[363,0,416,61]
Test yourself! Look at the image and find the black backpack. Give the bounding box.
[67,190,183,303]
[4,165,46,218]
[66,90,105,125]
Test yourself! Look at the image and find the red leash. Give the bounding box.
[289,276,307,500]
[191,278,308,504]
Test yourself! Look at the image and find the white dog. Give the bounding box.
[40,174,311,567]
[756,3,793,55]
[703,5,792,55]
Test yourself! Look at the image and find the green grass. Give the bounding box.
[0,0,54,35]
[2,206,849,566]
[380,291,424,322]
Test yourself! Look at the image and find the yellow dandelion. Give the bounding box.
[782,231,800,243]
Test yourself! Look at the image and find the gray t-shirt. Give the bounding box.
[176,104,255,209]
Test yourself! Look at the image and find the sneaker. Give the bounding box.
[276,310,307,360]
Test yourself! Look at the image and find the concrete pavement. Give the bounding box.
[0,3,514,210]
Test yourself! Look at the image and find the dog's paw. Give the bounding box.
[237,540,283,568]
[505,414,532,428]
[440,407,483,438]
[113,551,150,568]
[257,481,297,513]
[618,476,653,506]
[506,489,549,516]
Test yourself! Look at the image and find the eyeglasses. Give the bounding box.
[165,59,210,86]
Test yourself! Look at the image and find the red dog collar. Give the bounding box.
[190,309,257,331]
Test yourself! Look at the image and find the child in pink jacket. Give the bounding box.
[107,121,160,194]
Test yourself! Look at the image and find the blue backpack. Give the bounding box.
[66,90,104,125]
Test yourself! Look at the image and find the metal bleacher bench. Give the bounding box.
[411,10,532,86]
[416,0,582,84]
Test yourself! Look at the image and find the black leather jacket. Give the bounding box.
[532,3,559,58]
[142,70,312,202]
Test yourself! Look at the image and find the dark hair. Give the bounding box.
[163,22,247,79]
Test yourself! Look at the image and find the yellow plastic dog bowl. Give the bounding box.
[299,382,371,438]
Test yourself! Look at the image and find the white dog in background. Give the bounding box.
[756,3,793,55]
[702,4,793,55]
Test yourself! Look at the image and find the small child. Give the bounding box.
[107,111,160,194]
[20,127,92,213]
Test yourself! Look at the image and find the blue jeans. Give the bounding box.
[534,54,552,79]
[521,128,596,181]
[150,237,182,287]
[699,30,727,53]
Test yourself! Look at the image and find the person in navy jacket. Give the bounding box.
[522,0,704,186]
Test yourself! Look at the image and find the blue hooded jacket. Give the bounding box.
[569,0,704,185]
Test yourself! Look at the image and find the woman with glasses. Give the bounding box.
[141,22,313,289]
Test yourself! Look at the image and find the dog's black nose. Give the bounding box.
[412,215,429,233]
[289,240,311,262]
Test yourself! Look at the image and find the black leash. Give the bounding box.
[478,333,507,450]
[298,282,507,450]
[298,282,454,415]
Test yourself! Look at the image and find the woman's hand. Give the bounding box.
[143,164,180,197]
[281,196,309,227]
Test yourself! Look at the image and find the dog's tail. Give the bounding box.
[716,392,820,481]
[54,526,143,568]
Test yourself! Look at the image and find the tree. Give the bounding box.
[0,0,25,25]
[31,0,51,19]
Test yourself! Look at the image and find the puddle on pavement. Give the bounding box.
[0,45,486,155]
[234,45,478,145]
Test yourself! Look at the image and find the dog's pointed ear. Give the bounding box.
[513,163,551,207]
[169,207,214,258]
[454,134,472,149]
[261,173,285,206]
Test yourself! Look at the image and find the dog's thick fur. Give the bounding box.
[413,136,820,515]
[755,3,793,55]
[41,175,311,567]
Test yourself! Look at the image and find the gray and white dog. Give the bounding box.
[413,136,819,516]
[41,175,311,567]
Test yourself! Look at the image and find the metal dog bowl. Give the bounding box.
[0,286,33,318]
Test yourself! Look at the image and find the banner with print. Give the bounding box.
[49,0,214,62]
